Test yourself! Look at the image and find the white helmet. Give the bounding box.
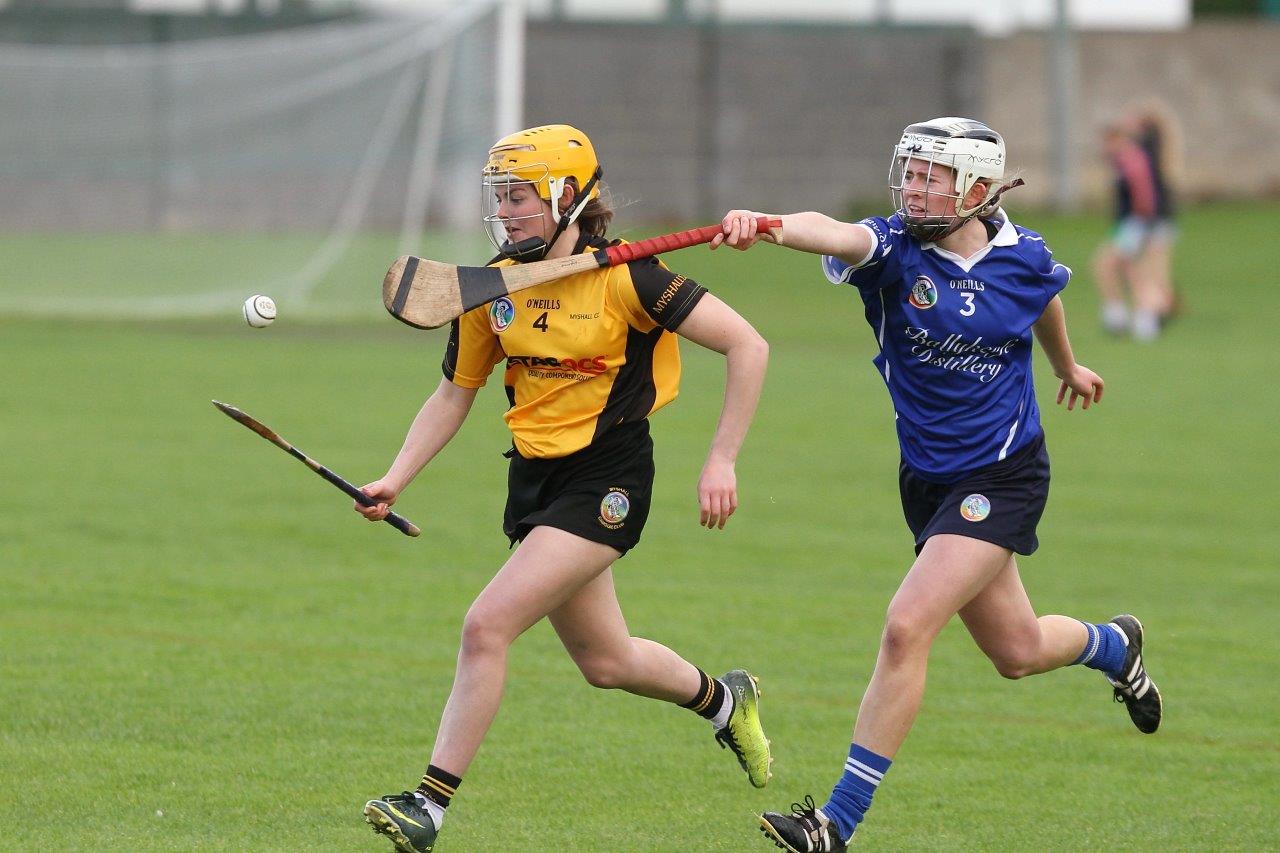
[889,117,1013,242]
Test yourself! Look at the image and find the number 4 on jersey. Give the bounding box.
[533,311,549,332]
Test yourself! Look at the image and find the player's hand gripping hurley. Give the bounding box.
[384,216,782,329]
[212,401,421,537]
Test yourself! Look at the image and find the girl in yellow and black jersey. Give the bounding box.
[444,227,702,461]
[356,125,772,851]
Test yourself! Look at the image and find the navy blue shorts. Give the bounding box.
[504,419,654,556]
[899,432,1050,556]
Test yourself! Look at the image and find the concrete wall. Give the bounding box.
[526,19,1280,220]
[0,6,352,43]
[524,22,982,222]
[984,22,1280,208]
[0,12,1274,230]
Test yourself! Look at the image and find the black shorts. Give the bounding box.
[899,432,1050,556]
[503,419,655,555]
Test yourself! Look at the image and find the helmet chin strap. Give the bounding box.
[499,166,604,263]
[914,177,1027,242]
[498,235,552,261]
[958,177,1025,219]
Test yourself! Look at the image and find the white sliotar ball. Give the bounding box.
[243,294,277,328]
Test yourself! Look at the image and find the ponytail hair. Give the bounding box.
[560,177,615,238]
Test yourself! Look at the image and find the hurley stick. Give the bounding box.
[212,400,421,538]
[384,216,781,329]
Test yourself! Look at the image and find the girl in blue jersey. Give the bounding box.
[714,117,1163,853]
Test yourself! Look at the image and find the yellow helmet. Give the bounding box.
[482,124,603,259]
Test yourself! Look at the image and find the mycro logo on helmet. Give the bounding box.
[908,276,938,310]
[507,355,608,374]
[490,297,516,333]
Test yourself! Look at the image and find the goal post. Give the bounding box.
[0,0,524,320]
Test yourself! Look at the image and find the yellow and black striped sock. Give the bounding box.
[679,668,727,721]
[417,764,462,810]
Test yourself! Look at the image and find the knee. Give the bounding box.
[987,645,1041,680]
[459,607,513,659]
[576,655,631,691]
[992,657,1036,680]
[880,609,935,665]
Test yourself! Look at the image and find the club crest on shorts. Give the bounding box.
[960,493,991,522]
[489,296,515,333]
[599,488,630,529]
[908,275,938,310]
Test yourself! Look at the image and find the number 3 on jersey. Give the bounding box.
[533,311,549,332]
[959,293,976,317]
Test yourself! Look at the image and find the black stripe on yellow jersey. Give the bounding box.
[442,231,707,459]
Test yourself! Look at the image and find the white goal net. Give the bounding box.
[0,0,522,319]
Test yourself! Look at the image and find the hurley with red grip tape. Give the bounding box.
[602,217,778,266]
[383,216,782,330]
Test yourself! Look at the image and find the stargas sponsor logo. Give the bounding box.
[506,354,608,375]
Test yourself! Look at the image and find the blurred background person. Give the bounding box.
[1132,97,1182,324]
[1093,118,1161,340]
[1093,100,1181,342]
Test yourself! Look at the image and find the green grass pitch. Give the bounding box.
[1,203,1276,850]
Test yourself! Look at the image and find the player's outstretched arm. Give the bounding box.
[355,378,479,521]
[712,209,873,265]
[1033,295,1105,411]
[673,293,769,530]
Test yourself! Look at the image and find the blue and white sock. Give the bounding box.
[1072,621,1127,676]
[821,743,892,842]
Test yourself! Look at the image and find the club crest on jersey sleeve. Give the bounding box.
[908,275,938,310]
[489,296,516,333]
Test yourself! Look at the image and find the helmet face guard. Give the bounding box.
[889,155,970,243]
[482,166,555,260]
[888,118,1012,242]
